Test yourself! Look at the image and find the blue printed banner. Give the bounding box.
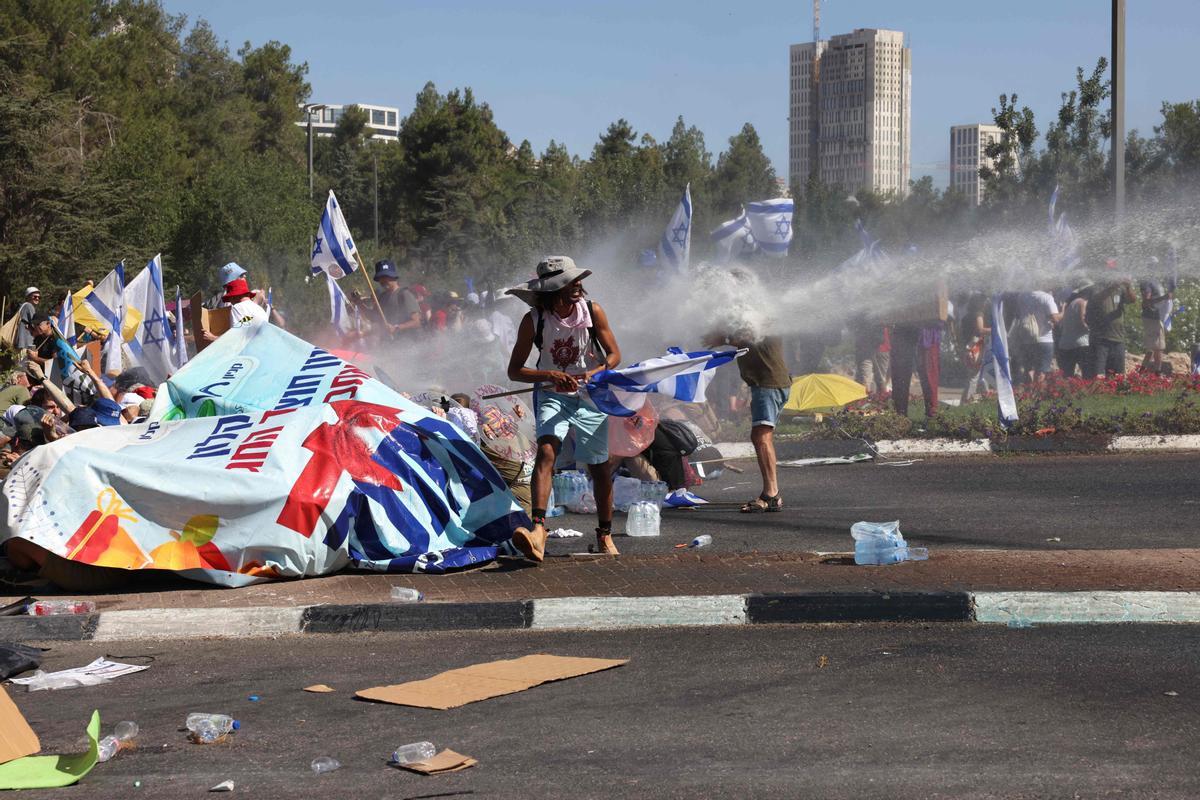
[2,323,528,586]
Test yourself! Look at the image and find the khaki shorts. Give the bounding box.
[1142,318,1166,351]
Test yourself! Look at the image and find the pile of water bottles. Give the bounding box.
[550,472,667,536]
[850,520,928,565]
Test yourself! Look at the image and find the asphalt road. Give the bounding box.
[10,625,1200,799]
[552,451,1200,556]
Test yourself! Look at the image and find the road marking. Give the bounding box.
[93,607,305,641]
[532,595,747,630]
[973,591,1200,624]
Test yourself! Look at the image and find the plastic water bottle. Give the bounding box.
[688,534,712,548]
[97,721,139,762]
[546,505,564,518]
[391,741,437,765]
[627,501,659,537]
[851,520,927,565]
[186,713,238,744]
[311,756,341,774]
[28,600,97,615]
[390,587,423,602]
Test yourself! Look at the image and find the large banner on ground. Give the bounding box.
[1,323,528,587]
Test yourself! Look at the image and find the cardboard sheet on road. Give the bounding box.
[0,686,40,765]
[402,749,478,775]
[356,654,628,709]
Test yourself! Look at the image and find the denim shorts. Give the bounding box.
[750,386,790,428]
[535,390,609,465]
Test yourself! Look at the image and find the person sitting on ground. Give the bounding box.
[505,256,622,560]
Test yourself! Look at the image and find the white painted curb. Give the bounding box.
[531,595,747,630]
[874,438,992,455]
[93,607,305,641]
[716,434,1200,459]
[973,591,1200,624]
[1108,435,1200,452]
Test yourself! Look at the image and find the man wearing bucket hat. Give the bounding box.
[505,256,622,561]
[373,259,422,340]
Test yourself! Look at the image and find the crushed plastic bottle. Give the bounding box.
[850,521,928,565]
[27,600,97,616]
[311,756,341,774]
[391,741,437,765]
[186,713,238,744]
[98,721,139,762]
[688,534,712,549]
[389,587,423,602]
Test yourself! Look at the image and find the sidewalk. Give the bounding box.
[5,548,1199,611]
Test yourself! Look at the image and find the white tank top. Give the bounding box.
[533,301,605,384]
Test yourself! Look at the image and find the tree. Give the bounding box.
[710,123,776,220]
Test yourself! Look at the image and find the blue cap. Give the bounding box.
[374,259,398,281]
[218,262,247,286]
[68,407,99,430]
[91,398,122,426]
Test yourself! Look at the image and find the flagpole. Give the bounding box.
[351,250,389,328]
[480,386,536,400]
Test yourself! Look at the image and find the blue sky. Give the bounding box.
[162,0,1198,189]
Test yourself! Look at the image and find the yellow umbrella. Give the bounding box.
[783,373,868,413]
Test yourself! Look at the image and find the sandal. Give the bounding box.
[740,494,783,513]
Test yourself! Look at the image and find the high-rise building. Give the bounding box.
[296,103,401,141]
[949,123,1003,206]
[789,28,911,198]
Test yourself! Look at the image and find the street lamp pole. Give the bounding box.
[373,150,379,248]
[302,103,327,202]
[1111,0,1125,223]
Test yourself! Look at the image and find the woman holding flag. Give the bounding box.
[505,256,622,561]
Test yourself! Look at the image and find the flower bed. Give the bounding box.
[810,371,1200,442]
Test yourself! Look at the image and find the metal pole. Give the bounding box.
[373,150,379,248]
[1112,0,1125,223]
[307,113,314,201]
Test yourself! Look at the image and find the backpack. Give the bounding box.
[1010,311,1040,347]
[531,300,607,361]
[657,419,700,457]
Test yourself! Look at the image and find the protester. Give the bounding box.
[373,259,422,340]
[22,313,58,370]
[852,317,888,395]
[0,369,32,414]
[505,256,621,560]
[1013,289,1061,385]
[890,322,941,419]
[1057,281,1092,378]
[958,293,992,403]
[704,327,791,513]
[1139,276,1172,374]
[14,287,40,351]
[1086,278,1137,376]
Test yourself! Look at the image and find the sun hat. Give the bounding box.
[25,287,40,297]
[1072,279,1095,295]
[504,256,592,306]
[217,262,247,286]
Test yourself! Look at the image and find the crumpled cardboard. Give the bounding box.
[356,654,628,709]
[399,749,477,775]
[0,686,39,765]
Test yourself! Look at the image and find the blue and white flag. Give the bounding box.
[582,347,744,417]
[311,190,359,279]
[125,254,178,383]
[84,262,126,374]
[657,184,692,271]
[56,293,76,347]
[1048,185,1080,272]
[325,273,354,336]
[265,286,274,320]
[174,285,189,368]
[990,294,1019,429]
[746,198,794,257]
[710,210,755,264]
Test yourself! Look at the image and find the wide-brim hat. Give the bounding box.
[222,277,252,302]
[504,256,592,306]
[1072,279,1095,295]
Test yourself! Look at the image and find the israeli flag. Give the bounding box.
[1048,186,1080,272]
[52,290,80,386]
[325,273,354,336]
[311,190,359,279]
[174,284,189,368]
[84,262,126,375]
[124,254,178,383]
[657,184,692,271]
[746,198,794,257]
[582,347,745,417]
[990,294,1019,429]
[710,210,755,264]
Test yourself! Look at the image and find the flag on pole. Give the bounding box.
[311,190,359,279]
[657,184,692,271]
[710,210,755,264]
[582,348,745,417]
[746,198,794,257]
[1048,185,1080,272]
[124,254,178,383]
[265,286,274,319]
[84,262,126,374]
[174,285,189,368]
[325,273,354,336]
[56,293,76,347]
[990,294,1019,429]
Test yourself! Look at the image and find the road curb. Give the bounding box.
[718,434,1200,459]
[7,591,1200,641]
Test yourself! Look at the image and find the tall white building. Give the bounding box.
[789,28,911,197]
[949,123,1003,206]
